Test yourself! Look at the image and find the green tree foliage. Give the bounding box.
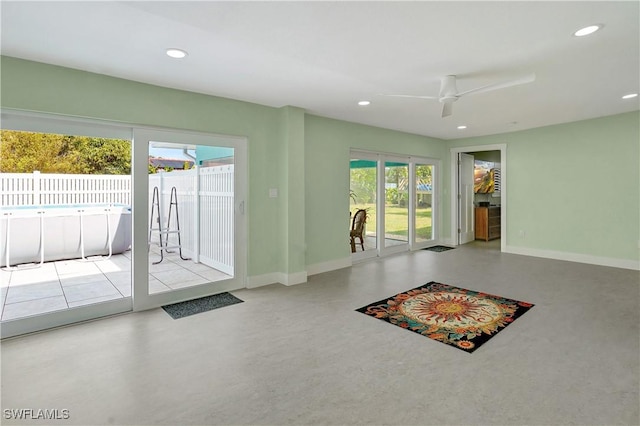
[416,164,433,182]
[350,163,433,206]
[0,130,131,174]
[72,136,131,174]
[350,167,376,204]
[0,130,82,173]
[385,165,407,205]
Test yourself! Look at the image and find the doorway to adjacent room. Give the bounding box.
[450,144,506,251]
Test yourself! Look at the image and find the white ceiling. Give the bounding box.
[1,1,639,140]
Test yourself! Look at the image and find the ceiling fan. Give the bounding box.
[381,73,536,118]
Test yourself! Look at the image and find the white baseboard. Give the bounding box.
[248,245,638,289]
[307,257,352,276]
[439,237,455,246]
[505,245,640,271]
[246,272,282,289]
[247,257,352,288]
[246,271,308,288]
[282,271,308,286]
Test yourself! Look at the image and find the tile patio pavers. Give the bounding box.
[0,252,231,322]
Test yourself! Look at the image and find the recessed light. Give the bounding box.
[166,48,188,59]
[622,93,638,99]
[457,125,467,130]
[358,101,371,106]
[573,24,602,37]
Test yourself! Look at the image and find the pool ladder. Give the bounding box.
[148,186,191,265]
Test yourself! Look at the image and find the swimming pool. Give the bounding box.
[0,204,131,268]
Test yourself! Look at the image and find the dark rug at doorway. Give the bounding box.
[423,245,455,252]
[162,292,244,319]
[356,281,533,353]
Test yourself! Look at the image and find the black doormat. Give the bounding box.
[162,292,244,319]
[423,245,455,252]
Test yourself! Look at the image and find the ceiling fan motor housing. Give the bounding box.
[439,75,459,102]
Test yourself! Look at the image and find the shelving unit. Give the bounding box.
[475,206,501,241]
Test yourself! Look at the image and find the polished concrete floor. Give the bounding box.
[1,241,638,425]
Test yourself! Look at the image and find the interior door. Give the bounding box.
[458,153,475,244]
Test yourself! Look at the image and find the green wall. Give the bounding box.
[0,56,284,277]
[304,115,446,265]
[2,56,637,278]
[0,56,447,279]
[278,106,306,276]
[449,112,640,263]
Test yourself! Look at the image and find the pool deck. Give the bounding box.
[0,250,231,322]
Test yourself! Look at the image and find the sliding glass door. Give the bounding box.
[382,158,410,255]
[414,163,434,244]
[0,112,133,338]
[0,111,248,337]
[350,151,437,259]
[132,129,247,311]
[349,153,378,260]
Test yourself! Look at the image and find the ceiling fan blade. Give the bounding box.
[379,94,439,100]
[457,73,536,97]
[442,101,453,118]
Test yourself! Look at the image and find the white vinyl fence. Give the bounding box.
[1,171,131,206]
[1,168,235,275]
[149,165,234,275]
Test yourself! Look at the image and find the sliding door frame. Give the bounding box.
[350,151,379,262]
[0,109,134,338]
[350,149,440,261]
[412,158,440,250]
[379,155,410,256]
[0,109,248,337]
[132,128,247,311]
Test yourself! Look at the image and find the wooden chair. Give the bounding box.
[350,209,367,253]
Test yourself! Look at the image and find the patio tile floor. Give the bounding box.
[2,295,69,321]
[0,251,231,322]
[5,280,64,304]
